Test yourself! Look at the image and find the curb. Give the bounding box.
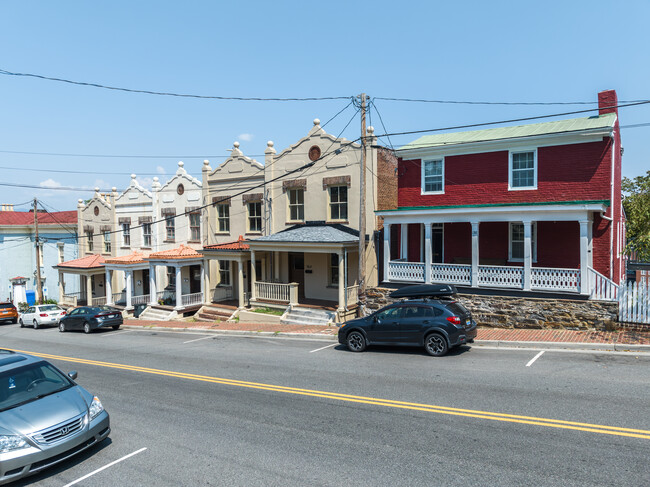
[122,325,650,351]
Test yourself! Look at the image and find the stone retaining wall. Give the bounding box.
[364,287,619,331]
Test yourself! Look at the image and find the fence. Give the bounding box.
[619,280,650,325]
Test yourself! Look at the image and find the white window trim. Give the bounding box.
[287,188,305,223]
[327,185,348,222]
[247,201,262,233]
[508,149,537,191]
[508,222,537,263]
[421,158,445,195]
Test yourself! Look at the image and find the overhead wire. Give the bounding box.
[373,96,650,105]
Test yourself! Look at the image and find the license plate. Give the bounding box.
[466,320,471,326]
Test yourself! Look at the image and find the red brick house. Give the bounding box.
[377,90,624,296]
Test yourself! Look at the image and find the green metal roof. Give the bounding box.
[378,200,610,213]
[398,113,616,151]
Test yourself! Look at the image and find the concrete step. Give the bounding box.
[139,307,176,321]
[281,308,335,326]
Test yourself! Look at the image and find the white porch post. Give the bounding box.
[105,269,113,305]
[400,224,408,259]
[237,258,245,309]
[424,223,432,284]
[579,220,589,294]
[200,260,206,303]
[174,265,182,309]
[338,250,345,312]
[250,249,257,300]
[58,270,64,303]
[471,222,479,288]
[125,270,133,309]
[273,252,280,280]
[383,223,391,282]
[85,275,92,303]
[523,220,533,291]
[149,263,157,305]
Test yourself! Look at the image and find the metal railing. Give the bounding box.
[181,292,204,306]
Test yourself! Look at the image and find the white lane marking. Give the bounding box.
[526,350,545,367]
[62,447,147,487]
[101,330,131,338]
[183,335,213,344]
[309,343,337,353]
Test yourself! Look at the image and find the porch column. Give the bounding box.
[58,270,65,303]
[105,269,113,305]
[471,222,479,287]
[85,275,92,304]
[250,249,257,300]
[273,252,280,281]
[237,258,245,309]
[202,259,209,303]
[383,223,391,282]
[149,263,157,305]
[579,220,589,294]
[523,220,533,291]
[400,224,408,259]
[200,261,206,303]
[125,270,133,309]
[338,250,345,312]
[424,223,432,284]
[174,265,182,310]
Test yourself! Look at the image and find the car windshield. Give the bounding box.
[0,361,73,412]
[39,305,59,312]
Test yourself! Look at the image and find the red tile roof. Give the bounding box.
[203,235,249,251]
[57,254,106,269]
[104,251,149,265]
[9,276,28,281]
[0,210,77,226]
[148,244,202,260]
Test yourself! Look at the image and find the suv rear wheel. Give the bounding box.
[424,333,448,357]
[346,331,367,352]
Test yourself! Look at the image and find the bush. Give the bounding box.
[17,302,29,313]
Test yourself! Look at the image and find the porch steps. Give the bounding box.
[138,306,177,321]
[281,307,336,326]
[195,305,234,322]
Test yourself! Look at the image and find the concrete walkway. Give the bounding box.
[124,318,650,351]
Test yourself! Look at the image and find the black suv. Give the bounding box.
[338,284,477,357]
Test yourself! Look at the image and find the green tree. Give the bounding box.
[622,170,650,261]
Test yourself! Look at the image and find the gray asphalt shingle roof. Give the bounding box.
[249,223,359,243]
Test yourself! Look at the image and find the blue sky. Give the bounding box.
[1,0,649,211]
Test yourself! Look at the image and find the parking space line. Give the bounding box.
[62,447,147,486]
[101,330,132,338]
[183,335,213,344]
[526,351,545,367]
[309,343,336,353]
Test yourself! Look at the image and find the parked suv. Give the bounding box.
[338,284,477,357]
[0,304,18,325]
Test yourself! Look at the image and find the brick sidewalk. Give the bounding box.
[125,319,650,345]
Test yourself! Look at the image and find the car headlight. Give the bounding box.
[0,435,29,453]
[89,396,104,420]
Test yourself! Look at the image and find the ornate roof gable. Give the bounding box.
[209,142,264,178]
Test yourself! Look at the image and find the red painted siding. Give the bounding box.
[407,224,421,262]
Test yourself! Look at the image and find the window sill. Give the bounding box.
[508,186,537,191]
[245,232,262,236]
[120,247,130,250]
[286,221,304,225]
[163,240,176,244]
[214,232,231,235]
[326,220,349,224]
[187,240,200,244]
[420,190,445,195]
[140,247,152,250]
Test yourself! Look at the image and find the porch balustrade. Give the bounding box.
[181,292,204,306]
[478,265,524,288]
[531,267,580,293]
[91,296,107,306]
[588,267,618,301]
[211,286,233,303]
[112,292,125,304]
[131,294,149,305]
[156,290,174,306]
[388,261,425,282]
[255,281,290,303]
[430,263,471,285]
[61,292,82,307]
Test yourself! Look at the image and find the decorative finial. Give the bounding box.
[313,118,320,126]
[267,141,274,148]
[94,187,100,192]
[131,174,136,179]
[233,141,240,149]
[153,176,159,182]
[367,126,375,134]
[203,160,210,166]
[178,161,184,168]
[112,187,117,192]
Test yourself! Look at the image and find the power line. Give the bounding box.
[0,149,266,159]
[374,100,650,139]
[0,68,352,102]
[0,182,122,192]
[373,96,649,105]
[0,165,203,177]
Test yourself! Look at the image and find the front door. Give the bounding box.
[288,253,305,299]
[189,265,201,294]
[432,224,443,263]
[142,269,150,296]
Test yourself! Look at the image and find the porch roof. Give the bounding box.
[203,235,250,252]
[249,222,359,244]
[104,251,149,265]
[148,244,202,260]
[55,254,105,270]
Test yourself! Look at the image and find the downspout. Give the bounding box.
[344,248,348,310]
[609,134,615,280]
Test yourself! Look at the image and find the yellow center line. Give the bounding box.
[10,348,650,440]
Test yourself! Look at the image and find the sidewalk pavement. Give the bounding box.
[124,319,650,352]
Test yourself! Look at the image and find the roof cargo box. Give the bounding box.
[389,284,457,299]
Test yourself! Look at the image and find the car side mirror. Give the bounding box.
[68,371,78,380]
[373,316,379,324]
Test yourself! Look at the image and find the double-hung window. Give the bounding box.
[509,150,537,190]
[288,188,304,222]
[103,231,111,253]
[189,212,201,241]
[218,260,231,286]
[509,222,537,262]
[217,204,230,233]
[248,202,262,233]
[329,253,340,286]
[86,230,94,252]
[329,186,348,221]
[165,217,175,242]
[422,159,444,194]
[122,223,130,247]
[142,223,152,247]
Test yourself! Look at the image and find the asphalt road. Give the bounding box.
[1,323,649,487]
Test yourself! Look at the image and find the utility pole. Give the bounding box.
[33,198,43,304]
[358,93,367,300]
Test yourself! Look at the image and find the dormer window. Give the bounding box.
[509,150,537,190]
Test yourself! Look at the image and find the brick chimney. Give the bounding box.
[598,89,618,116]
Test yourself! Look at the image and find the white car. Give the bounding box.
[19,305,66,329]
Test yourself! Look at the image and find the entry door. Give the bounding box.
[288,253,305,299]
[142,269,150,296]
[432,224,443,263]
[189,265,201,294]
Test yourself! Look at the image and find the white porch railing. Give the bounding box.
[388,261,425,282]
[255,281,290,303]
[531,267,580,293]
[92,296,107,306]
[345,285,359,305]
[181,292,204,306]
[112,292,126,304]
[431,263,471,285]
[61,292,80,307]
[478,265,524,288]
[211,286,233,303]
[588,267,618,301]
[131,294,149,305]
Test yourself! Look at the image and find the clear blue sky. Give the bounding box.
[1,0,649,211]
